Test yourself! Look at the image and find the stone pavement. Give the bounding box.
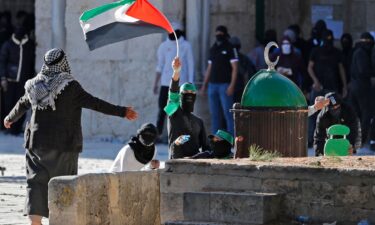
[0,133,169,225]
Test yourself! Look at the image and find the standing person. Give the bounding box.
[307,29,347,146]
[288,24,309,64]
[153,22,194,142]
[349,32,375,145]
[314,92,360,156]
[276,36,307,89]
[340,33,353,84]
[3,48,138,225]
[0,26,35,135]
[0,11,13,130]
[110,123,159,172]
[229,36,256,103]
[200,25,238,135]
[165,57,210,159]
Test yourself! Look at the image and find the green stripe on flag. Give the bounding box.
[80,0,135,22]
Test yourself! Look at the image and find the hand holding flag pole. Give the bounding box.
[80,0,180,57]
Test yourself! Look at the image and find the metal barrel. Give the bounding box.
[232,104,308,158]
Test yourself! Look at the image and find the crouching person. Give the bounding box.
[314,92,360,156]
[191,130,234,159]
[164,57,210,159]
[109,123,159,172]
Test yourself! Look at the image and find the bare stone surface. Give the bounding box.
[183,192,280,224]
[48,171,160,225]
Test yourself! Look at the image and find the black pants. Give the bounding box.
[25,149,79,218]
[0,89,5,130]
[156,86,169,135]
[3,82,26,134]
[350,84,371,144]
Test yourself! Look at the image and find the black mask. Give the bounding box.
[181,93,196,113]
[210,139,232,158]
[216,34,226,45]
[139,132,156,146]
[14,27,26,40]
[128,136,155,164]
[329,107,341,119]
[168,30,183,40]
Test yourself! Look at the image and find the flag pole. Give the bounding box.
[172,30,180,57]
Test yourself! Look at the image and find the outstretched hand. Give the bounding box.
[3,118,12,129]
[172,57,181,73]
[125,107,138,121]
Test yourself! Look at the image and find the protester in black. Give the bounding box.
[191,129,234,159]
[165,58,210,159]
[307,29,347,146]
[0,26,35,135]
[340,33,353,84]
[314,92,360,156]
[349,32,375,145]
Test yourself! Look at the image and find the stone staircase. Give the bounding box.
[165,191,281,225]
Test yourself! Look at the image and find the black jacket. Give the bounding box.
[313,103,360,156]
[167,79,210,159]
[6,80,127,152]
[0,36,35,83]
[350,44,375,89]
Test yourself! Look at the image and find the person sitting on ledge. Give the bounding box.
[109,123,160,172]
[191,129,234,159]
[164,57,210,159]
[314,92,360,156]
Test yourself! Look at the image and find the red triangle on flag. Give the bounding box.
[127,0,174,33]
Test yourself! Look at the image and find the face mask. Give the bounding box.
[168,30,183,40]
[281,44,291,55]
[329,107,341,119]
[181,93,196,113]
[210,139,231,158]
[139,133,156,146]
[14,28,26,40]
[216,34,226,44]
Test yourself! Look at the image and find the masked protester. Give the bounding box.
[350,32,375,145]
[165,58,210,159]
[0,26,35,134]
[314,92,360,156]
[200,25,238,135]
[340,33,353,84]
[307,29,348,147]
[276,36,307,88]
[191,130,234,159]
[110,123,159,172]
[3,48,138,225]
[153,22,195,143]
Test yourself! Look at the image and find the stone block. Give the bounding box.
[183,192,280,224]
[49,171,160,225]
[301,181,334,206]
[165,222,229,225]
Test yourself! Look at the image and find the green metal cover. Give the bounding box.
[241,69,307,108]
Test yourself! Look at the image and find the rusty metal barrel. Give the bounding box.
[232,42,308,158]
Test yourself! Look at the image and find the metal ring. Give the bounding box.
[264,42,279,71]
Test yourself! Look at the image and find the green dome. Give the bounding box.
[241,69,307,108]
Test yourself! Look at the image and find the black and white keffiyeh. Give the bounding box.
[25,48,75,110]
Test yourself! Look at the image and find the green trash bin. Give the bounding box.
[324,124,351,156]
[232,42,308,158]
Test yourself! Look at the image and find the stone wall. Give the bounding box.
[48,171,160,225]
[161,160,375,224]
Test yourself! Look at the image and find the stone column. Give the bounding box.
[51,0,66,49]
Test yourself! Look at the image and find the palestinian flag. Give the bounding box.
[80,0,173,50]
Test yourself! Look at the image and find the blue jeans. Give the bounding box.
[208,83,234,135]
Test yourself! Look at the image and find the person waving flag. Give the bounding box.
[80,0,175,51]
